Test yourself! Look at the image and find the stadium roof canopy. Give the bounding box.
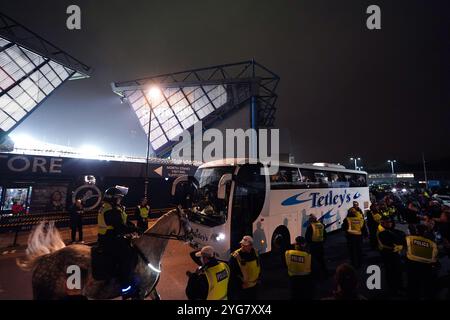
[0,11,91,140]
[112,60,280,157]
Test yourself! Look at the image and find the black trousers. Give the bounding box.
[367,223,379,250]
[238,285,258,300]
[100,237,135,287]
[406,260,436,300]
[380,251,403,294]
[70,221,83,242]
[346,235,363,268]
[289,275,314,300]
[310,242,327,277]
[137,218,148,234]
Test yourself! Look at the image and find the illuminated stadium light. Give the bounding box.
[9,133,38,147]
[122,84,228,150]
[112,60,280,157]
[0,12,90,139]
[147,86,161,100]
[79,145,102,158]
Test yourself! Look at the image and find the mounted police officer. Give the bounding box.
[97,186,137,297]
[229,235,261,300]
[135,197,150,234]
[185,246,230,300]
[305,214,328,278]
[285,236,314,300]
[405,224,438,299]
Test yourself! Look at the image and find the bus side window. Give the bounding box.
[299,169,319,188]
[270,167,301,189]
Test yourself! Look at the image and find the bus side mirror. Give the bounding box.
[217,173,233,200]
[171,175,189,196]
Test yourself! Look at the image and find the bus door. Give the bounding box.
[230,164,266,251]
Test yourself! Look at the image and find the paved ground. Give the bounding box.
[0,222,196,300]
[1,223,449,300]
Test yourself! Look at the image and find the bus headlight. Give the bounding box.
[392,188,397,193]
[215,233,226,241]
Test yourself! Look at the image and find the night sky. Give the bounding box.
[1,0,449,169]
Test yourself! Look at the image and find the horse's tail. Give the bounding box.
[17,221,66,271]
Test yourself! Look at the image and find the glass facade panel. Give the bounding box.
[124,83,228,151]
[0,36,76,133]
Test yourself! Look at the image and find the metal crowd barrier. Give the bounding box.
[0,206,175,247]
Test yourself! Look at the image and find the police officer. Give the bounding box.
[367,203,382,250]
[135,198,150,234]
[405,224,438,299]
[285,236,314,300]
[385,197,398,221]
[185,246,230,300]
[377,216,406,295]
[305,215,328,278]
[348,201,364,220]
[69,198,84,243]
[380,202,390,218]
[97,187,137,296]
[342,209,367,268]
[229,236,261,300]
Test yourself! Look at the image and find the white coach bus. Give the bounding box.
[172,159,370,259]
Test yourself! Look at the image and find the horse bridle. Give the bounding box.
[131,206,192,297]
[141,206,192,242]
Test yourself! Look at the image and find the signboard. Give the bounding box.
[30,183,68,213]
[163,165,195,178]
[427,180,440,188]
[0,153,198,179]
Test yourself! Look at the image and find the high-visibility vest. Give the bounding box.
[376,225,403,253]
[406,236,438,264]
[204,262,230,300]
[285,249,311,276]
[350,208,364,220]
[138,205,149,219]
[311,222,324,242]
[346,217,364,235]
[371,211,382,224]
[231,248,260,289]
[388,206,396,216]
[97,203,128,235]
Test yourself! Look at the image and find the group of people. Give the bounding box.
[185,192,450,300]
[347,191,450,299]
[186,235,262,300]
[61,181,450,300]
[67,193,151,244]
[185,215,331,301]
[186,217,367,300]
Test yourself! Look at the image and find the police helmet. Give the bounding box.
[104,187,126,202]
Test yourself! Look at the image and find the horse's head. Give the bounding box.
[175,205,193,242]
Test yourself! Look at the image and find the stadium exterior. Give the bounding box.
[0,11,280,222]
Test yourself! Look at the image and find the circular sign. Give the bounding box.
[72,184,102,211]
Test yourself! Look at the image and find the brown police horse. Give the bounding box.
[17,208,192,300]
